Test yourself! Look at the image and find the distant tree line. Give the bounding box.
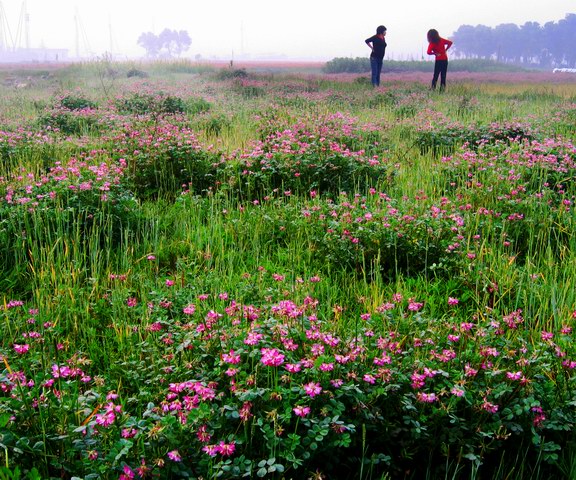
[452,13,576,67]
[323,58,525,74]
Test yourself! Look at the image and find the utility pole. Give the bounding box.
[0,1,6,51]
[109,15,113,57]
[23,0,29,49]
[240,21,244,57]
[74,8,79,58]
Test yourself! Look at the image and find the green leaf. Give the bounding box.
[0,414,10,428]
[257,467,267,477]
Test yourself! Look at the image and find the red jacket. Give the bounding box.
[427,38,453,61]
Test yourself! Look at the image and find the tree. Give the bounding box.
[493,23,521,63]
[137,29,192,58]
[137,32,162,58]
[556,14,576,66]
[158,29,192,57]
[451,25,477,58]
[520,22,542,64]
[472,25,494,59]
[452,24,494,59]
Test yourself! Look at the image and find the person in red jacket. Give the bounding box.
[427,29,453,91]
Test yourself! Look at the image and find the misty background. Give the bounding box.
[0,0,574,64]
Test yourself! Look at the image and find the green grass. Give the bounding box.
[0,60,575,479]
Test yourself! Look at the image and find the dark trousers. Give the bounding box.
[432,60,448,90]
[370,57,383,87]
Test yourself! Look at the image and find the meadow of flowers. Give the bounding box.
[1,61,576,479]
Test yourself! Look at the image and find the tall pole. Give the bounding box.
[23,0,29,49]
[109,15,113,57]
[74,8,79,58]
[0,1,16,52]
[240,21,244,57]
[0,1,5,51]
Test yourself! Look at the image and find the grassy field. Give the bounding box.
[1,60,576,479]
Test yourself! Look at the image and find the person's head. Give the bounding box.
[376,25,387,35]
[427,29,440,43]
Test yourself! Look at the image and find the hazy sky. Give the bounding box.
[1,0,574,60]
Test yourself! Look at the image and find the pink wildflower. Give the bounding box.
[363,374,376,384]
[121,428,137,438]
[293,405,311,417]
[482,399,499,413]
[408,300,423,311]
[119,465,135,480]
[303,382,322,398]
[167,450,182,462]
[260,348,285,367]
[183,304,196,315]
[196,424,211,443]
[13,344,30,354]
[222,350,241,364]
[541,331,553,341]
[202,445,219,457]
[506,371,523,381]
[451,386,465,397]
[285,363,301,373]
[562,359,576,369]
[239,402,253,422]
[218,441,236,457]
[417,392,437,403]
[319,363,334,372]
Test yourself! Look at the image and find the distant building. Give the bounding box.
[0,47,69,63]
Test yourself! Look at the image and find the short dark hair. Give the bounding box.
[376,25,387,35]
[427,29,440,43]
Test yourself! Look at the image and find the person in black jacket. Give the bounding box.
[365,25,387,87]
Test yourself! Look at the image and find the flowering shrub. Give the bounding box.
[0,129,59,172]
[231,112,390,199]
[185,96,212,116]
[1,286,575,478]
[37,106,104,136]
[434,137,576,263]
[114,92,187,116]
[58,94,98,111]
[243,192,465,280]
[109,119,224,200]
[0,155,140,292]
[233,78,266,98]
[215,67,248,80]
[412,110,536,155]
